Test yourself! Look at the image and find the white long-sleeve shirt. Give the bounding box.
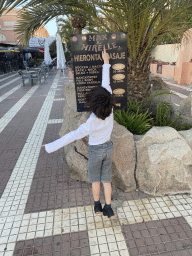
[45,63,113,153]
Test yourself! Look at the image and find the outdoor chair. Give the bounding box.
[18,69,42,86]
[23,60,46,81]
[28,67,46,80]
[23,60,29,70]
[39,62,54,75]
[41,64,50,75]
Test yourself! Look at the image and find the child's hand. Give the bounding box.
[102,46,109,64]
[41,145,45,148]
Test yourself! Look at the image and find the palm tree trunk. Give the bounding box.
[76,27,82,34]
[127,58,151,102]
[71,15,86,35]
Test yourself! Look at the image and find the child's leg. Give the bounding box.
[92,182,103,214]
[102,182,114,218]
[92,182,101,201]
[102,182,112,204]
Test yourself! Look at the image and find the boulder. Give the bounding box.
[136,126,192,196]
[59,82,90,183]
[179,129,192,150]
[149,75,170,92]
[111,122,136,192]
[59,82,136,192]
[179,93,192,124]
[146,75,178,117]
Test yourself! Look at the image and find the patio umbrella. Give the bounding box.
[44,40,52,65]
[56,32,66,70]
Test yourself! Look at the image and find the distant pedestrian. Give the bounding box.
[42,47,115,218]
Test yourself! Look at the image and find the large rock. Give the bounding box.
[179,93,192,124]
[111,122,136,192]
[59,82,136,192]
[149,75,170,92]
[59,82,90,183]
[179,129,192,150]
[136,126,192,196]
[146,75,178,117]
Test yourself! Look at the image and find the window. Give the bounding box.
[4,21,16,26]
[157,64,162,74]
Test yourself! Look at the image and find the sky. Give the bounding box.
[45,19,58,37]
[17,3,58,37]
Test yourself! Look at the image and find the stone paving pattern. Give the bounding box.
[14,231,90,256]
[123,217,192,255]
[0,70,192,256]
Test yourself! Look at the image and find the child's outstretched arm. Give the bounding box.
[43,116,97,153]
[101,46,112,93]
[102,46,109,64]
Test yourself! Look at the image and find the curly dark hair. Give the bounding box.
[85,86,116,120]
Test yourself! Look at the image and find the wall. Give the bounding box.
[0,8,19,44]
[174,29,192,85]
[180,62,192,85]
[0,9,50,44]
[34,26,49,38]
[150,29,192,85]
[151,44,180,63]
[150,63,175,80]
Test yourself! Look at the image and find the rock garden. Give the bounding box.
[59,76,192,197]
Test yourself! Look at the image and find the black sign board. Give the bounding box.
[71,32,127,112]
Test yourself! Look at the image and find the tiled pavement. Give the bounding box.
[0,70,192,256]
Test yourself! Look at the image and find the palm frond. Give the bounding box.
[15,3,79,44]
[10,0,192,72]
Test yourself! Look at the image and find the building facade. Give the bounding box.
[150,29,192,86]
[0,8,49,44]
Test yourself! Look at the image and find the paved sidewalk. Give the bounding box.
[156,76,191,106]
[0,70,192,256]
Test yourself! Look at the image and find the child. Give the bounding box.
[42,47,116,218]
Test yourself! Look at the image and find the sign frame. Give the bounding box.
[71,32,128,112]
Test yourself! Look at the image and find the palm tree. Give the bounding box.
[13,1,98,44]
[70,14,86,34]
[0,0,16,15]
[5,0,192,101]
[94,0,192,101]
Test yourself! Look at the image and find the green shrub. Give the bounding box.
[114,100,190,135]
[175,123,192,131]
[127,99,143,114]
[154,102,181,127]
[114,107,153,135]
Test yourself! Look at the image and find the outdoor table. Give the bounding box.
[18,69,42,86]
[30,67,46,80]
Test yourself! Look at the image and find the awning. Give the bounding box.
[0,47,20,52]
[0,43,17,47]
[32,47,44,53]
[0,44,40,53]
[19,47,39,53]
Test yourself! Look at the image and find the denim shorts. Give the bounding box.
[88,141,113,183]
